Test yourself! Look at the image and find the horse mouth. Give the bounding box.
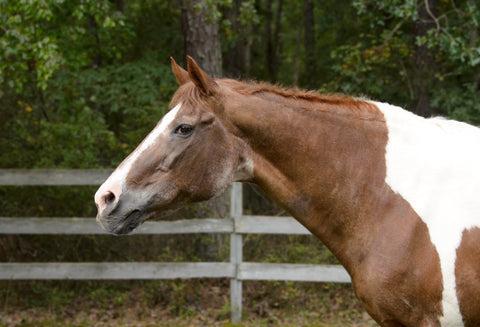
[107,209,143,235]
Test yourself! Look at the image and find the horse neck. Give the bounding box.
[224,91,389,271]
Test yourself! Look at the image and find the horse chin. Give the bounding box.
[99,209,145,236]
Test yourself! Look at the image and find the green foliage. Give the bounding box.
[0,96,118,168]
[245,235,338,265]
[237,0,259,26]
[329,38,411,103]
[3,0,480,171]
[221,0,259,43]
[419,2,480,69]
[432,83,480,125]
[0,55,176,168]
[0,186,97,217]
[0,0,133,93]
[329,0,480,113]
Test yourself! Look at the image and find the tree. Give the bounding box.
[0,0,132,93]
[180,0,223,76]
[329,0,480,122]
[412,0,437,117]
[264,0,284,81]
[303,0,316,88]
[223,0,258,78]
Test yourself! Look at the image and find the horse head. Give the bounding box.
[94,56,252,234]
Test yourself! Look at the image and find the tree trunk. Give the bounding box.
[303,0,316,88]
[181,0,222,76]
[180,0,224,260]
[292,29,301,85]
[412,0,437,117]
[265,0,284,81]
[469,15,480,91]
[224,0,243,77]
[87,15,102,68]
[115,0,124,12]
[244,32,253,76]
[223,0,254,78]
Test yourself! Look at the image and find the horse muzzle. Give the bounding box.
[97,209,143,235]
[95,191,149,235]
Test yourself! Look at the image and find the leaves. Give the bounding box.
[0,55,176,168]
[328,0,480,116]
[0,0,134,93]
[1,0,480,170]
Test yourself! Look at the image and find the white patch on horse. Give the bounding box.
[94,103,182,206]
[374,101,480,326]
[233,157,254,181]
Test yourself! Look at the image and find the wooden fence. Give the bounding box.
[0,169,350,323]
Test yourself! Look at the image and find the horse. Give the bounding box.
[94,56,480,326]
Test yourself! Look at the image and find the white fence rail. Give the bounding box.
[0,169,350,323]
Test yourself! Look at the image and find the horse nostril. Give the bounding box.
[103,191,116,206]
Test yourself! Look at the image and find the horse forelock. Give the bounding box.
[170,82,212,109]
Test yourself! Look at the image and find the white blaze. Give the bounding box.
[374,101,480,326]
[94,103,182,209]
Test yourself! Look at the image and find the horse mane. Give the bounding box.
[220,79,375,112]
[171,78,376,113]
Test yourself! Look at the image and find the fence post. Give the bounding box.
[230,182,243,323]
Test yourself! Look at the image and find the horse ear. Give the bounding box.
[170,57,189,85]
[186,55,218,96]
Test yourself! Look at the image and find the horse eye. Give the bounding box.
[174,124,194,137]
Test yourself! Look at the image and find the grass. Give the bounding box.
[0,280,376,326]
